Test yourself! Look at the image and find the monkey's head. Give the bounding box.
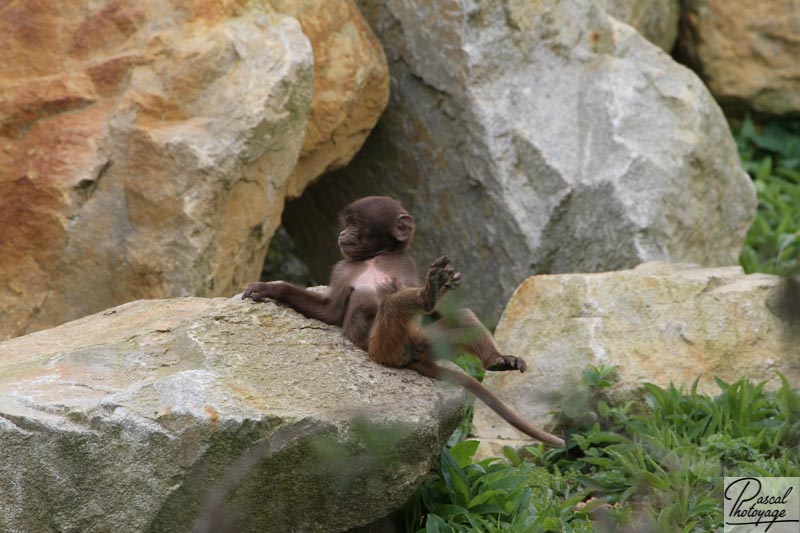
[338,196,414,260]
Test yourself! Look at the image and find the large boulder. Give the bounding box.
[0,0,388,341]
[0,0,312,340]
[0,296,462,532]
[284,0,756,324]
[276,0,390,198]
[678,0,800,116]
[472,262,800,441]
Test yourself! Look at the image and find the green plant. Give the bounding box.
[736,117,800,276]
[406,440,593,532]
[408,368,800,532]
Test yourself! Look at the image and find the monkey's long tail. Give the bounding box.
[409,360,565,447]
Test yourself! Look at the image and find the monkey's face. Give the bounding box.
[337,220,363,255]
[338,197,414,260]
[337,213,393,260]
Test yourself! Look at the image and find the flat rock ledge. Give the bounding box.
[0,297,463,532]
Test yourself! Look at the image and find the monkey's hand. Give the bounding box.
[242,281,283,302]
[420,256,462,312]
[487,355,527,373]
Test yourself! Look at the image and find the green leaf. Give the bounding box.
[579,457,616,467]
[428,503,469,520]
[465,514,493,530]
[468,503,508,516]
[503,445,522,466]
[585,431,629,445]
[468,489,505,508]
[756,156,773,181]
[446,466,470,507]
[425,513,451,533]
[449,440,480,468]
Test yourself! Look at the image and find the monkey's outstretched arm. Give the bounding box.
[409,360,565,447]
[242,281,348,326]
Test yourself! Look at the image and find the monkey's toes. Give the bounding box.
[422,257,462,310]
[430,255,449,269]
[426,262,449,285]
[445,270,462,289]
[487,355,527,372]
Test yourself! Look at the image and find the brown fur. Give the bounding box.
[243,196,564,446]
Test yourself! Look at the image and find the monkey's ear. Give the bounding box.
[392,214,414,242]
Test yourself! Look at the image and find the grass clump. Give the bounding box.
[406,366,800,532]
[736,117,800,276]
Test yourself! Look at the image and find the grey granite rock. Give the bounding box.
[0,296,463,532]
[285,0,755,324]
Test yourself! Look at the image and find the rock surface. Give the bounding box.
[0,297,462,532]
[284,0,756,324]
[0,0,388,341]
[601,0,680,52]
[275,0,390,198]
[472,262,800,441]
[678,0,800,116]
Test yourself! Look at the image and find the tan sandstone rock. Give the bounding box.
[0,296,463,531]
[0,1,312,340]
[272,0,390,198]
[472,262,800,441]
[679,0,800,116]
[0,0,388,341]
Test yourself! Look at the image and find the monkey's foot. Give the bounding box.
[487,355,527,373]
[242,281,280,302]
[420,256,462,311]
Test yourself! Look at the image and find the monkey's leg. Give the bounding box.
[426,309,526,372]
[367,288,426,367]
[368,258,460,366]
[343,289,379,351]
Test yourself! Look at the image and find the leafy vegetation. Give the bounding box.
[406,365,800,532]
[736,117,800,276]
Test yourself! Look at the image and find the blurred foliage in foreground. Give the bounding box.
[406,365,800,532]
[736,117,800,276]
